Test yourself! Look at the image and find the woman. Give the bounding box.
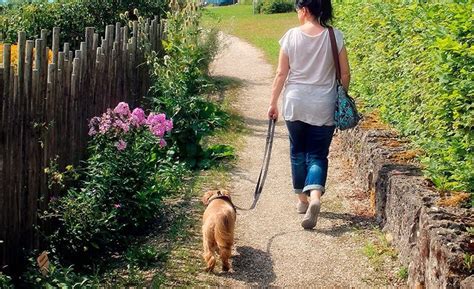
[267,0,350,229]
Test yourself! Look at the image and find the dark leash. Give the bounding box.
[235,118,276,211]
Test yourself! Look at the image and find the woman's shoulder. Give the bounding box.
[330,27,344,38]
[280,27,300,41]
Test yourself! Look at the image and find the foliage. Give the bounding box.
[22,254,99,288]
[464,253,473,271]
[396,266,408,281]
[1,0,92,47]
[467,227,474,235]
[257,0,294,14]
[335,2,473,194]
[0,272,13,288]
[0,0,168,48]
[42,103,187,265]
[148,0,227,167]
[199,144,236,169]
[125,244,167,268]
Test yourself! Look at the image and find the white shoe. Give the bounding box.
[301,200,320,229]
[296,201,309,214]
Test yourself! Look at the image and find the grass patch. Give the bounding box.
[464,253,473,271]
[156,77,247,286]
[351,228,406,286]
[202,5,298,66]
[362,230,397,267]
[396,266,408,281]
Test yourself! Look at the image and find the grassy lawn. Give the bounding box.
[202,5,298,66]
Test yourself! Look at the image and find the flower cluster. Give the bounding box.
[88,102,173,150]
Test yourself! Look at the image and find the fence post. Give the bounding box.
[0,15,163,271]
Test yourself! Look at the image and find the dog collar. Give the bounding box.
[207,194,237,213]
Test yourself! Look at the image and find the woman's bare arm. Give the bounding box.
[268,49,290,119]
[338,46,350,92]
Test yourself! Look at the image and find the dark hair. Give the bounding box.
[295,0,333,27]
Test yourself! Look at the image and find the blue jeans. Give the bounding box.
[285,120,335,196]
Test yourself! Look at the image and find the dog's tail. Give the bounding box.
[214,212,235,248]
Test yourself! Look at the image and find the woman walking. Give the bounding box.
[267,0,350,229]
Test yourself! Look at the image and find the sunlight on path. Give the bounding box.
[202,33,378,287]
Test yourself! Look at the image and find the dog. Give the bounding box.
[201,189,236,272]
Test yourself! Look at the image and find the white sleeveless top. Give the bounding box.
[279,27,344,126]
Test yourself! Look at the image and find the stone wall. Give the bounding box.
[339,118,473,288]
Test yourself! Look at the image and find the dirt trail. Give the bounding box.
[205,33,378,287]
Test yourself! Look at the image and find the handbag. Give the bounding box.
[328,27,361,130]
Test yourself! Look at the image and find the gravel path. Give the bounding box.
[206,34,376,287]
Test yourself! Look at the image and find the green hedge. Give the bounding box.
[334,2,473,193]
[257,0,294,14]
[0,0,168,48]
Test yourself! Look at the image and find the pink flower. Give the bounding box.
[131,108,146,126]
[150,125,165,137]
[114,119,130,133]
[88,127,97,136]
[99,120,111,134]
[115,139,127,151]
[146,113,172,138]
[159,138,167,148]
[88,117,101,135]
[165,119,173,132]
[114,102,131,116]
[146,113,166,126]
[98,112,112,134]
[114,203,121,208]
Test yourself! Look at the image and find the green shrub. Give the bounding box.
[147,1,227,167]
[0,272,13,289]
[0,1,93,47]
[258,0,294,14]
[0,0,168,48]
[335,2,473,194]
[22,254,98,288]
[43,103,187,264]
[125,244,167,268]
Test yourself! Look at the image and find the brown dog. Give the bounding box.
[201,189,236,272]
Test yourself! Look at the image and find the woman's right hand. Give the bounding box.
[267,104,279,120]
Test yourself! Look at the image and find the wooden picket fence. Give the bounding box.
[0,17,164,273]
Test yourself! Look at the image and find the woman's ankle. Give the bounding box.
[297,193,309,203]
[310,189,322,202]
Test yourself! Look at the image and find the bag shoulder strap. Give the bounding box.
[328,27,341,82]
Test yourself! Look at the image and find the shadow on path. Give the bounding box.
[217,246,276,287]
[314,211,376,237]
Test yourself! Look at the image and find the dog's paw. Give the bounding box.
[205,266,214,273]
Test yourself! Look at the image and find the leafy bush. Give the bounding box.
[147,1,227,167]
[335,2,473,194]
[125,244,167,268]
[0,272,13,289]
[1,1,92,47]
[258,0,294,14]
[22,254,98,288]
[43,102,186,264]
[0,0,168,48]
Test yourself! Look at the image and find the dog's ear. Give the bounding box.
[220,189,231,198]
[202,190,214,205]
